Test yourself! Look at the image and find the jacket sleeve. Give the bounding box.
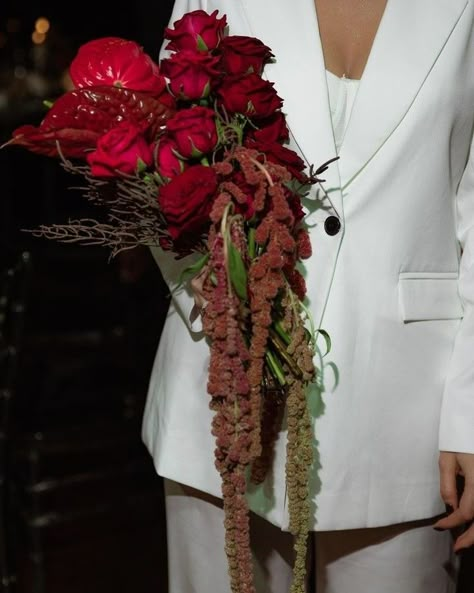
[147,0,209,334]
[439,133,474,452]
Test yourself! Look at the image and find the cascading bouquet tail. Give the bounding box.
[3,9,335,592]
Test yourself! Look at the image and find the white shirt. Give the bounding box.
[325,69,360,153]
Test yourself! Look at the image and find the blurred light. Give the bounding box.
[6,18,21,33]
[35,17,50,34]
[32,31,46,44]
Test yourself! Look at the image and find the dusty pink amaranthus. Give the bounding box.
[202,146,316,593]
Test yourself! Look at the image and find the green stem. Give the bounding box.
[248,227,256,260]
[269,330,303,379]
[273,319,291,345]
[265,350,286,386]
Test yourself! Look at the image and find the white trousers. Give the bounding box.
[164,478,459,593]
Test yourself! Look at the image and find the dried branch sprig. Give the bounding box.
[25,219,157,257]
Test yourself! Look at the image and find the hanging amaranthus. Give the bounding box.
[200,146,316,593]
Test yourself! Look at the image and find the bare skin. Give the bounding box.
[434,452,474,551]
[315,0,388,79]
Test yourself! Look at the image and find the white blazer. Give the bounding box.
[142,0,474,531]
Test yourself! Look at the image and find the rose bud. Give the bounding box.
[161,50,221,101]
[216,73,283,119]
[164,9,227,53]
[86,122,153,177]
[155,136,185,179]
[247,112,290,144]
[157,164,218,242]
[218,35,274,76]
[166,106,218,159]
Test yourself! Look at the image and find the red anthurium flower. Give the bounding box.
[164,9,227,52]
[9,86,175,159]
[69,37,167,96]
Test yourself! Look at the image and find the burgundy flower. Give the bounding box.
[216,73,283,119]
[218,35,274,76]
[164,9,227,52]
[155,136,185,179]
[166,106,218,158]
[69,37,167,96]
[157,164,218,242]
[9,86,174,159]
[245,138,307,181]
[161,49,221,101]
[86,122,153,177]
[247,112,290,144]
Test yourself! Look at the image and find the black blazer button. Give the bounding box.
[324,215,341,236]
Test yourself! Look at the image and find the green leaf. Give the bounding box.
[316,328,331,357]
[177,253,209,287]
[136,157,148,174]
[196,34,209,52]
[228,241,247,300]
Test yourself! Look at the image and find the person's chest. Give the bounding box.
[314,0,388,79]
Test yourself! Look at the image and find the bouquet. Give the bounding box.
[4,10,334,593]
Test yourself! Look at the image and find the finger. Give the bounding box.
[438,453,459,510]
[458,478,474,522]
[433,482,474,531]
[433,507,466,530]
[454,522,474,552]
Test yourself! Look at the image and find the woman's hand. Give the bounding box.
[434,451,474,552]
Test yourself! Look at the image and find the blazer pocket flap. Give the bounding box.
[398,272,464,322]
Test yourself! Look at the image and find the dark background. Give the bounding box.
[1,3,473,593]
[0,2,175,592]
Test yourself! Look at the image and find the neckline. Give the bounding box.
[315,0,390,83]
[325,69,360,83]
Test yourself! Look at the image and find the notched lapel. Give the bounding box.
[240,0,343,215]
[339,0,469,189]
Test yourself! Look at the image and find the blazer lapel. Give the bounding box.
[339,0,469,189]
[240,0,343,218]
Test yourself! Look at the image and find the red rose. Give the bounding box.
[164,9,227,52]
[247,112,290,143]
[155,137,185,179]
[161,50,221,101]
[216,73,283,119]
[245,138,307,181]
[166,106,218,159]
[218,35,274,76]
[86,122,153,177]
[69,37,166,96]
[157,165,218,241]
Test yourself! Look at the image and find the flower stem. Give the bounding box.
[265,350,286,386]
[248,227,256,260]
[269,330,303,379]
